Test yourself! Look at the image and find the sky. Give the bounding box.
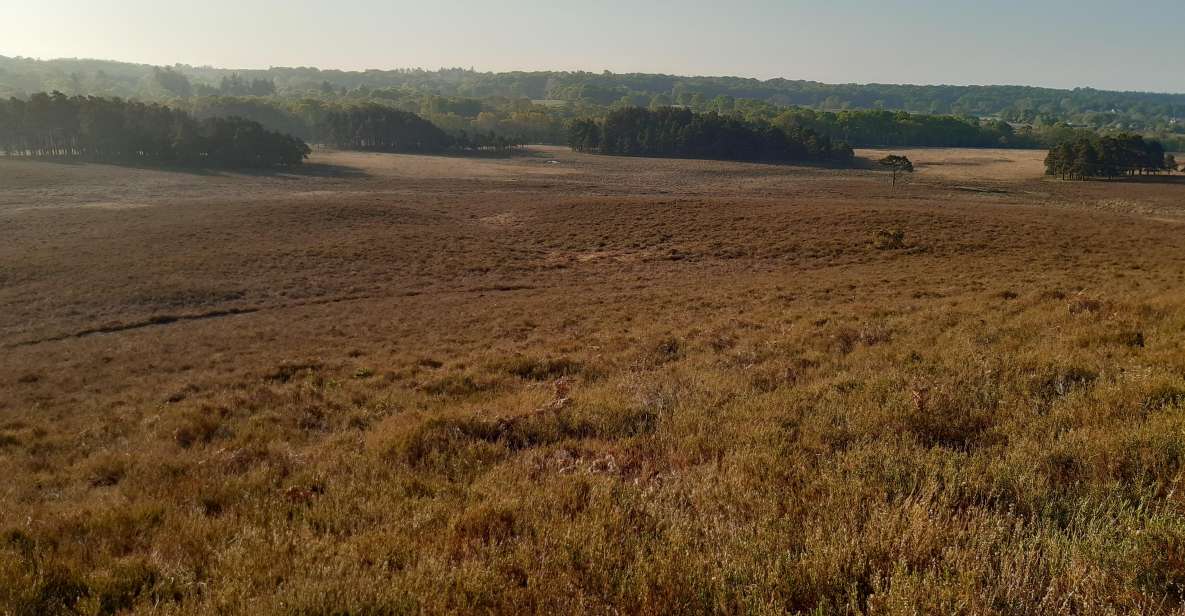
[2,0,1182,93]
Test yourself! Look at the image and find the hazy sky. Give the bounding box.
[3,0,1182,92]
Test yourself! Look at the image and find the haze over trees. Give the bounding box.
[314,104,522,153]
[1044,134,1171,180]
[4,55,1185,148]
[0,92,309,168]
[572,107,853,164]
[6,55,1182,154]
[212,73,277,97]
[768,108,1038,148]
[316,104,454,152]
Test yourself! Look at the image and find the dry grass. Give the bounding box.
[4,147,1185,613]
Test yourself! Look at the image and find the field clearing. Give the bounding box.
[5,147,1185,613]
[856,147,1049,181]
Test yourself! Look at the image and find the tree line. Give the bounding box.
[8,55,1185,146]
[312,104,524,153]
[8,56,1185,151]
[0,92,309,168]
[767,108,1038,148]
[10,51,1181,154]
[177,91,1135,155]
[1044,134,1176,180]
[570,107,853,164]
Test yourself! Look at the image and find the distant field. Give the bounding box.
[855,147,1049,181]
[4,148,1185,613]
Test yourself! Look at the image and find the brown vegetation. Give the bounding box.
[3,146,1185,613]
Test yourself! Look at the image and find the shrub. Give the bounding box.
[418,374,492,397]
[905,385,998,451]
[92,559,159,615]
[873,229,906,250]
[449,503,519,557]
[173,410,231,448]
[501,356,583,381]
[1135,527,1185,602]
[86,455,127,488]
[1143,385,1185,413]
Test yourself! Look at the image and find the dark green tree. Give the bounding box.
[878,155,914,186]
[568,119,600,152]
[0,92,308,168]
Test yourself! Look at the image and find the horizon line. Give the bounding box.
[4,52,1185,97]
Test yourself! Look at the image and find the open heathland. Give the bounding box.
[4,147,1185,614]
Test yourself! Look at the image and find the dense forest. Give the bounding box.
[5,58,1185,172]
[316,104,453,152]
[8,90,1180,178]
[3,55,1184,146]
[1044,135,1175,180]
[4,56,1183,151]
[0,92,309,167]
[571,107,853,164]
[313,104,522,153]
[766,108,1040,148]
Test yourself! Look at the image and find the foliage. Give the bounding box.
[878,154,915,186]
[315,104,454,152]
[0,91,309,168]
[1044,134,1170,180]
[6,55,1185,148]
[878,154,914,173]
[576,106,853,163]
[770,108,1040,148]
[8,55,1185,150]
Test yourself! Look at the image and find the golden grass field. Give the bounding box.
[4,146,1185,614]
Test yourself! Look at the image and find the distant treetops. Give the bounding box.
[0,92,525,171]
[570,107,854,164]
[1045,134,1176,180]
[0,92,309,168]
[315,104,522,153]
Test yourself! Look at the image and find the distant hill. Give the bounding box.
[2,56,1184,119]
[3,55,1184,146]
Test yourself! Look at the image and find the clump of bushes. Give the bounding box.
[418,373,493,397]
[1143,384,1185,413]
[500,356,583,381]
[905,385,999,451]
[873,229,906,250]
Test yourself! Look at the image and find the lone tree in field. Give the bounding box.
[879,155,914,186]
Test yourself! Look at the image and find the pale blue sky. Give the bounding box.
[2,0,1182,92]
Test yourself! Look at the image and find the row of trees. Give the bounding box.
[312,104,524,152]
[10,55,1180,124]
[1044,134,1176,180]
[178,94,568,146]
[571,107,853,164]
[0,92,309,167]
[173,92,1130,154]
[315,104,454,152]
[768,108,1038,148]
[6,56,1185,150]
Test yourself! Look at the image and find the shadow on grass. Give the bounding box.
[586,150,859,171]
[1052,174,1185,185]
[328,146,544,161]
[238,162,369,179]
[0,155,369,179]
[1108,174,1185,185]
